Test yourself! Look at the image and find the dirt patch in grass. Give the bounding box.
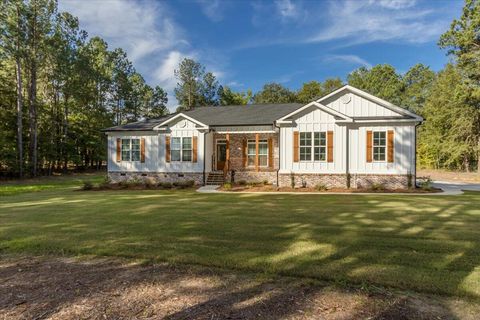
[1,256,478,320]
[222,185,441,193]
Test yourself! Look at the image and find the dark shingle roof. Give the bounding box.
[103,103,303,131]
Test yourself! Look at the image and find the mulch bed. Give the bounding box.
[222,185,442,193]
[1,255,477,320]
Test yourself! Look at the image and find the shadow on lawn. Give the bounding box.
[1,190,480,318]
[0,257,465,319]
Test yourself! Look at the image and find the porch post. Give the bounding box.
[255,133,259,172]
[226,133,230,170]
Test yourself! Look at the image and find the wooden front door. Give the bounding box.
[216,142,227,170]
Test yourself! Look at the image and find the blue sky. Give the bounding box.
[59,0,462,109]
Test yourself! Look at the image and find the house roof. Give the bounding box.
[103,103,303,131]
[103,85,423,132]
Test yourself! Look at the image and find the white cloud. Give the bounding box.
[59,0,186,62]
[324,55,372,69]
[308,1,443,45]
[375,0,416,10]
[275,0,300,19]
[197,0,225,22]
[154,51,186,92]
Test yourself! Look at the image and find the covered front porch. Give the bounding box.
[206,130,279,184]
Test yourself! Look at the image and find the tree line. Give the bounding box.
[0,0,169,177]
[0,0,478,177]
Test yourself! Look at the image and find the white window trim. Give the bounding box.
[121,138,141,162]
[372,131,387,163]
[299,131,328,163]
[247,139,269,168]
[170,136,193,162]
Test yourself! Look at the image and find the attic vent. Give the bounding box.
[341,94,351,104]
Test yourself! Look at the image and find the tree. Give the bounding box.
[145,86,168,118]
[200,72,219,106]
[253,82,295,104]
[217,85,252,105]
[296,81,322,103]
[174,58,204,110]
[401,64,436,114]
[295,78,344,103]
[439,0,480,172]
[347,65,404,105]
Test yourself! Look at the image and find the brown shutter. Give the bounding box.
[268,137,273,168]
[242,139,247,167]
[366,131,373,163]
[327,131,334,162]
[140,138,145,163]
[387,130,394,163]
[116,138,121,162]
[293,131,299,162]
[192,136,198,163]
[165,136,171,163]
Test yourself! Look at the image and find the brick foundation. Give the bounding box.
[108,172,204,185]
[351,174,412,189]
[278,173,347,188]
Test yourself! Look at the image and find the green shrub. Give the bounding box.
[223,182,232,190]
[371,183,385,191]
[173,180,195,189]
[315,183,328,191]
[82,181,94,190]
[159,182,172,189]
[262,179,269,185]
[418,176,433,190]
[290,173,295,188]
[238,180,247,186]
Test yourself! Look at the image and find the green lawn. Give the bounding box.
[1,177,480,299]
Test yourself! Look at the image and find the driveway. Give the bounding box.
[431,180,480,195]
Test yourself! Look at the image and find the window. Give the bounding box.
[121,138,140,161]
[247,139,268,167]
[182,137,192,161]
[171,137,181,161]
[314,132,327,161]
[373,131,386,161]
[300,132,327,161]
[171,137,192,162]
[299,132,312,161]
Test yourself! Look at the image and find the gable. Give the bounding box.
[168,117,199,130]
[321,90,403,118]
[289,105,339,124]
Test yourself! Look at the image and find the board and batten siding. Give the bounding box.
[107,117,208,173]
[280,107,346,174]
[348,124,415,175]
[323,92,401,118]
[279,105,416,176]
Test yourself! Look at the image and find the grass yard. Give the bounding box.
[1,176,480,300]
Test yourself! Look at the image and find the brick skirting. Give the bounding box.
[108,172,204,185]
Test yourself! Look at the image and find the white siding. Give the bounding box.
[349,124,415,175]
[324,92,401,118]
[280,104,416,175]
[280,107,346,174]
[107,117,207,173]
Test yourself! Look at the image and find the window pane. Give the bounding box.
[182,137,192,150]
[121,139,130,161]
[314,146,326,161]
[300,147,311,161]
[171,137,181,150]
[300,132,311,146]
[258,142,268,156]
[259,155,268,167]
[171,150,181,161]
[182,150,192,161]
[373,146,386,161]
[247,155,255,166]
[373,132,386,146]
[130,139,140,161]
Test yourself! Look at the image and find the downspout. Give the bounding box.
[345,124,350,188]
[274,121,280,187]
[414,122,420,187]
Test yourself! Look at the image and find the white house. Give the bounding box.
[103,85,423,189]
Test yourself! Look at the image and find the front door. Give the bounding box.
[216,141,227,170]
